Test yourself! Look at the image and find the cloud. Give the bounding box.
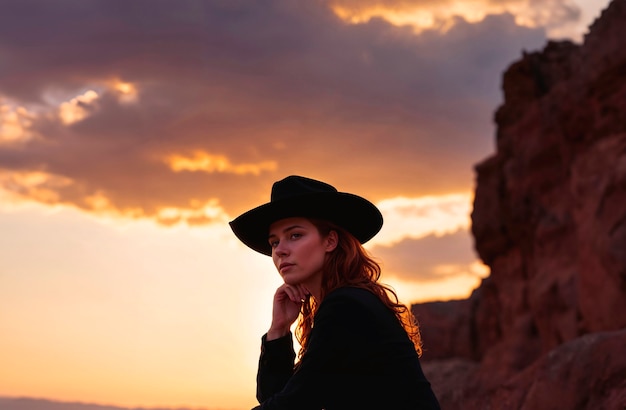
[165,151,277,175]
[0,170,73,203]
[330,0,581,36]
[371,228,486,281]
[364,193,490,286]
[370,192,473,246]
[58,90,99,125]
[0,103,37,145]
[0,0,548,223]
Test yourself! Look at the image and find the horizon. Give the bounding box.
[0,396,220,410]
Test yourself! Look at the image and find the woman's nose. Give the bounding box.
[274,241,289,256]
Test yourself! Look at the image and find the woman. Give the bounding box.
[230,175,440,410]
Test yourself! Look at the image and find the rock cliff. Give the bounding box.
[413,0,626,408]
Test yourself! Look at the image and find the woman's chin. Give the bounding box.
[282,276,302,286]
[283,279,299,286]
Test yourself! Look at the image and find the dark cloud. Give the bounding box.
[371,229,478,281]
[0,0,547,221]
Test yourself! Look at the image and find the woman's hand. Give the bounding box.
[267,283,309,341]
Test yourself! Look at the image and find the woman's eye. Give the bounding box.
[290,233,302,240]
[269,240,279,248]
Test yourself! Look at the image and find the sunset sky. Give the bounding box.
[0,1,611,409]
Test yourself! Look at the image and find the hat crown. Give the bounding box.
[230,175,382,255]
[271,175,337,202]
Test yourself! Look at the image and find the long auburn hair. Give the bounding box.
[294,218,423,360]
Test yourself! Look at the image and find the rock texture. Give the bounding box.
[414,1,626,408]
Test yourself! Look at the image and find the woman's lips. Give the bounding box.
[279,263,294,272]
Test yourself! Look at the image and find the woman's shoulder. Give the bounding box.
[317,287,403,336]
[325,286,374,299]
[322,286,384,310]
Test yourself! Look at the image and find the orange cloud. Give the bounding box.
[330,0,580,36]
[165,151,277,176]
[111,80,139,104]
[0,103,37,145]
[155,199,228,226]
[58,90,99,124]
[0,170,73,203]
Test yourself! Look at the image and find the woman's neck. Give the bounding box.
[303,271,323,302]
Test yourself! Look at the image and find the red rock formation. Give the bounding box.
[414,1,626,408]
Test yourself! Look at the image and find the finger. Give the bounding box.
[297,284,310,298]
[274,285,290,301]
[292,286,308,303]
[291,285,308,303]
[283,285,300,303]
[292,285,309,302]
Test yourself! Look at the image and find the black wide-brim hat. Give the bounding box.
[229,175,383,256]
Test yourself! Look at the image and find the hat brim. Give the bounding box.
[229,192,383,256]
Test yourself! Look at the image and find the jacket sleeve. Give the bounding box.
[252,291,362,410]
[256,333,297,403]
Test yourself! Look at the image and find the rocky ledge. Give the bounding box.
[413,0,626,408]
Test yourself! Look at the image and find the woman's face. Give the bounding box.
[268,217,337,288]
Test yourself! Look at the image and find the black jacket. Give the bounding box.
[253,287,441,409]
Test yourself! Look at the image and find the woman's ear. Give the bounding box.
[325,230,338,252]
